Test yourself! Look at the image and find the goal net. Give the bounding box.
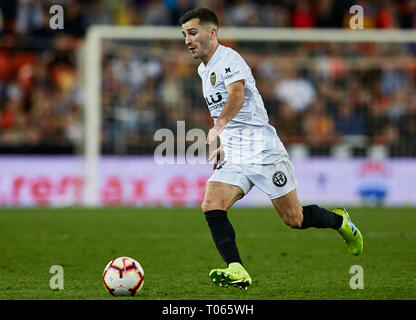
[82,27,416,207]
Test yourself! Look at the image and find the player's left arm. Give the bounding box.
[206,80,245,144]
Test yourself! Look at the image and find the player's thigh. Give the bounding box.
[201,181,245,212]
[246,157,297,201]
[271,189,303,228]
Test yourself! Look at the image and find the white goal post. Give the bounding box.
[83,26,416,207]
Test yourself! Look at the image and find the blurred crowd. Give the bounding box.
[100,40,416,157]
[0,0,416,156]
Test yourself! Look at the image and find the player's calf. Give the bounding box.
[204,209,243,265]
[273,199,342,230]
[280,209,303,229]
[299,204,343,230]
[271,190,304,228]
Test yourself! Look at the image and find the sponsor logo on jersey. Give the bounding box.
[224,70,240,80]
[205,92,223,106]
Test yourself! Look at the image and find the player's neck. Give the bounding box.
[201,42,219,66]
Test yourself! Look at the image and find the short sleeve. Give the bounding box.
[221,51,251,87]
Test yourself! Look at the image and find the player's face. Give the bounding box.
[181,18,212,60]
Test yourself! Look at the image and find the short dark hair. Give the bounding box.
[179,7,219,28]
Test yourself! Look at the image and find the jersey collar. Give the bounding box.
[201,44,223,71]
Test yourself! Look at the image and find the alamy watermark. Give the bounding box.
[153,121,264,169]
[349,265,364,289]
[349,5,364,30]
[49,265,64,290]
[49,5,64,30]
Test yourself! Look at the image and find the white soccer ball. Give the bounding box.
[102,257,145,296]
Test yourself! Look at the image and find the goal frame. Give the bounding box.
[84,26,416,206]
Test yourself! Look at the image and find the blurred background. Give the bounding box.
[0,0,415,207]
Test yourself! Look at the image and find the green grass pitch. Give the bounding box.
[0,206,415,300]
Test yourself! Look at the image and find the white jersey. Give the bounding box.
[198,44,288,165]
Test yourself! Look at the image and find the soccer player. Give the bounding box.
[180,8,363,290]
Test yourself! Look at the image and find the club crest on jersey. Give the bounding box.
[210,72,216,86]
[272,171,287,187]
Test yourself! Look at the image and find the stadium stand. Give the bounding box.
[0,0,415,157]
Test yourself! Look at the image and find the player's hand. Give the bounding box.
[206,124,224,145]
[209,145,224,170]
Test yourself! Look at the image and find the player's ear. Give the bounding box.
[209,27,217,40]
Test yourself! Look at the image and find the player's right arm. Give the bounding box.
[206,80,245,145]
[215,80,246,130]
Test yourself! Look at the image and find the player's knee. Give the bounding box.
[201,199,227,212]
[200,201,210,213]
